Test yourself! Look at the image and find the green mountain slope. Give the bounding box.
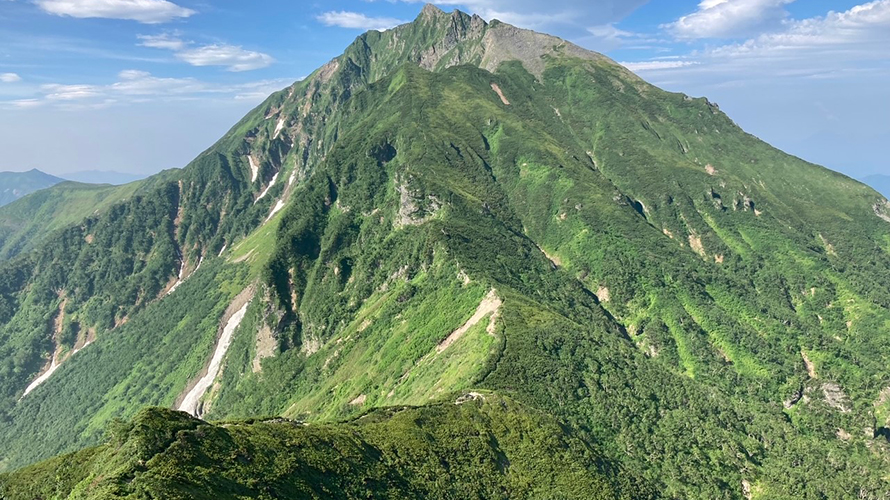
[0,169,63,207]
[0,175,176,260]
[1,5,890,499]
[0,399,641,500]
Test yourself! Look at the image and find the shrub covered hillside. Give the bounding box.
[0,397,643,500]
[2,4,890,499]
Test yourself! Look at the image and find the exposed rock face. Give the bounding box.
[802,350,817,378]
[822,382,851,413]
[596,286,611,303]
[436,289,501,354]
[479,22,611,78]
[395,176,441,227]
[389,6,615,80]
[874,200,890,223]
[416,7,487,71]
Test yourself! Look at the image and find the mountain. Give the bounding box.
[61,170,147,185]
[2,5,890,498]
[0,169,63,207]
[863,174,890,198]
[0,173,177,261]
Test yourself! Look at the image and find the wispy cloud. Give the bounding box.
[137,33,185,50]
[620,60,699,72]
[10,99,42,109]
[175,45,274,72]
[582,24,670,52]
[316,11,406,31]
[111,69,205,95]
[0,73,22,83]
[41,83,102,100]
[35,0,195,24]
[2,70,296,110]
[138,34,274,71]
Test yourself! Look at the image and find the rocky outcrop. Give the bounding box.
[395,176,442,228]
[874,200,890,223]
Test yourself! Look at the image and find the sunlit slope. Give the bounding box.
[0,179,156,260]
[0,399,637,500]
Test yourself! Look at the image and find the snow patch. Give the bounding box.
[167,256,203,296]
[178,301,250,417]
[22,340,93,397]
[266,199,286,222]
[254,172,279,204]
[273,116,286,139]
[247,155,259,183]
[166,260,186,296]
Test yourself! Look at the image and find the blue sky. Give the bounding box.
[0,0,887,179]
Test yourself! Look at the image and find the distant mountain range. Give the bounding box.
[862,174,890,198]
[0,169,64,207]
[0,169,147,208]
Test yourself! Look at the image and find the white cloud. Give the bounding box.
[627,1,890,84]
[10,99,42,109]
[174,44,274,72]
[138,34,274,71]
[316,11,406,31]
[692,0,890,74]
[41,84,102,100]
[588,24,637,42]
[112,70,205,94]
[137,33,185,50]
[666,0,795,39]
[3,70,296,110]
[620,60,699,72]
[0,73,21,83]
[35,0,195,24]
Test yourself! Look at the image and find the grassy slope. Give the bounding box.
[0,180,148,260]
[0,399,637,500]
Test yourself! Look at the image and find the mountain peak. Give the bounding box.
[419,3,445,18]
